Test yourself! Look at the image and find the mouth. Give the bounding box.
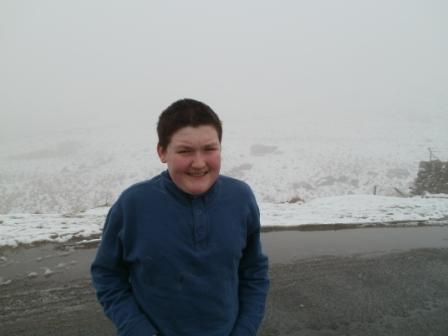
[187,171,208,177]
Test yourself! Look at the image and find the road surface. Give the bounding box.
[1,226,448,335]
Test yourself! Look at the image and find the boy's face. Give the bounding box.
[157,125,221,196]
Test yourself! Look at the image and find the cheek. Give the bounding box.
[168,157,191,171]
[209,153,221,169]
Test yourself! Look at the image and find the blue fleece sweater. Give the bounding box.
[91,171,269,336]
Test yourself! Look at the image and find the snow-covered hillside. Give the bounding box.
[0,113,447,214]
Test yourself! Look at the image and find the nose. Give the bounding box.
[191,152,206,169]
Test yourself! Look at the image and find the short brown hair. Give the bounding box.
[157,98,222,150]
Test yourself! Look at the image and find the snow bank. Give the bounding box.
[1,195,447,248]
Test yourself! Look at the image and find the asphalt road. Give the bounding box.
[1,227,448,336]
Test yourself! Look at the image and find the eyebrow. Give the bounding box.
[173,141,220,149]
[174,145,193,150]
[204,142,220,148]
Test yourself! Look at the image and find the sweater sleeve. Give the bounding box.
[230,193,270,336]
[90,202,158,336]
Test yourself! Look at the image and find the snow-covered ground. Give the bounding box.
[1,194,447,248]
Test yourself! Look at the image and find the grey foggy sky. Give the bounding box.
[1,0,447,139]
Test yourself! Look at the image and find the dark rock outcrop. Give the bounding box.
[411,160,448,195]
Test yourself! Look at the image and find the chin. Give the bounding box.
[174,172,219,195]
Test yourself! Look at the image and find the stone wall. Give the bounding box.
[411,160,448,195]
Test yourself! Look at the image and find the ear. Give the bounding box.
[157,144,167,163]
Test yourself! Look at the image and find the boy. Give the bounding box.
[91,98,269,336]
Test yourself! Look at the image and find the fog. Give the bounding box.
[1,0,447,141]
